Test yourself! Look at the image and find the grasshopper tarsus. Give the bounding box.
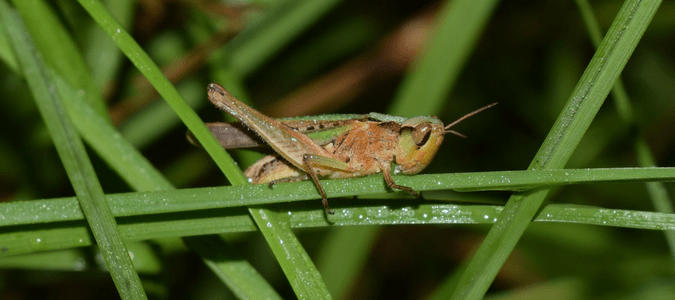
[403,188,420,198]
[323,198,335,215]
[389,182,419,197]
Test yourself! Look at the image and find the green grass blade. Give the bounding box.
[317,226,380,300]
[76,0,246,185]
[205,76,330,296]
[0,16,18,72]
[55,74,281,299]
[39,2,325,295]
[53,65,279,299]
[1,168,673,227]
[575,0,635,123]
[0,249,88,270]
[4,201,675,256]
[248,208,332,299]
[389,0,500,117]
[636,138,675,259]
[227,0,343,77]
[84,0,135,87]
[451,1,663,299]
[576,0,675,263]
[118,80,205,150]
[0,2,146,298]
[0,242,160,273]
[9,0,109,121]
[54,77,173,191]
[184,235,283,300]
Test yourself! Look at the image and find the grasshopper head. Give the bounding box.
[395,116,445,174]
[395,102,498,174]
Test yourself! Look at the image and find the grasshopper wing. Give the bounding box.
[207,83,345,172]
[187,122,265,149]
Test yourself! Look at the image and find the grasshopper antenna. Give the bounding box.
[444,102,498,137]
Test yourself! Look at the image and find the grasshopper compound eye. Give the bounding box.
[411,123,433,146]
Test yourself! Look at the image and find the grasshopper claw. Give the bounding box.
[323,198,334,215]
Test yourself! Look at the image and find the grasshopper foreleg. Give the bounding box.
[375,158,419,197]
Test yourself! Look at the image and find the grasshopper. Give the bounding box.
[195,83,496,214]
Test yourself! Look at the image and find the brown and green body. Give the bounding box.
[200,83,495,214]
[246,120,430,184]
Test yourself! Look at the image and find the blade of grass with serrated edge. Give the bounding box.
[450,1,662,299]
[575,0,675,263]
[389,0,500,117]
[0,2,146,299]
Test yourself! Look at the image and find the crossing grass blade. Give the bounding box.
[450,1,663,299]
[575,0,675,263]
[0,2,146,298]
[75,0,247,186]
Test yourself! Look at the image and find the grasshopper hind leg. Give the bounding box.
[302,154,333,215]
[246,154,336,215]
[245,155,302,184]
